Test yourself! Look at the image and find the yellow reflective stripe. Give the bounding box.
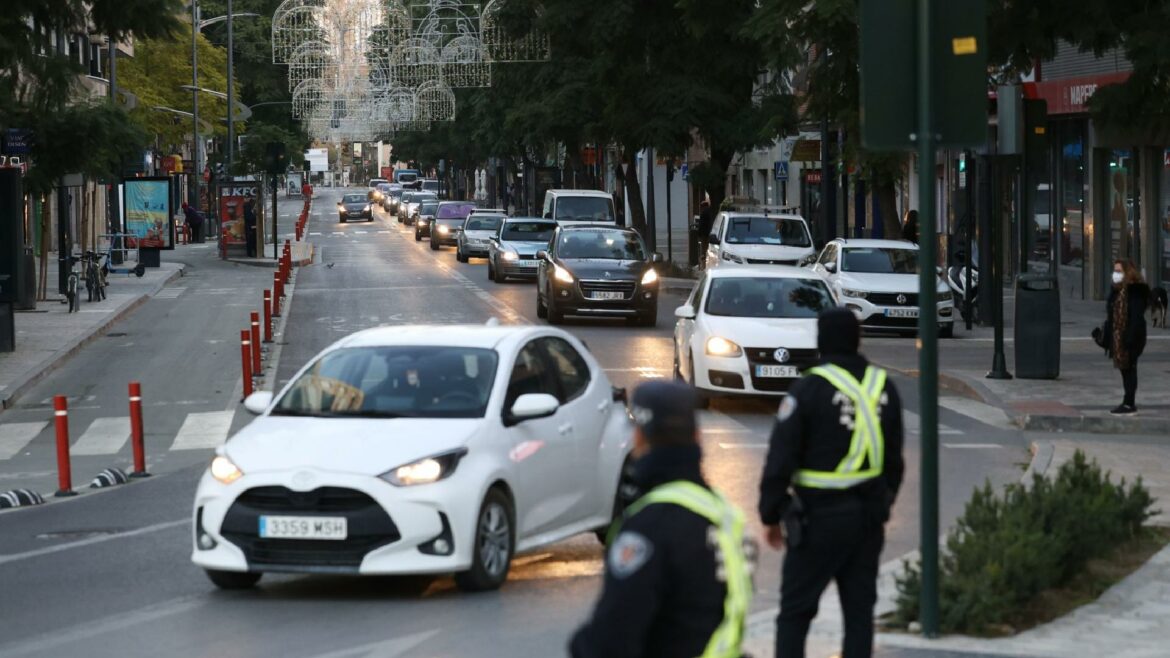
[809,365,878,472]
[799,365,887,491]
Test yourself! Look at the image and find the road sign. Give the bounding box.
[680,163,689,181]
[774,161,789,181]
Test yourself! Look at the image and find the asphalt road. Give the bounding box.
[0,187,1030,658]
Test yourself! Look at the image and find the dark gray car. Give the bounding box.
[338,193,372,223]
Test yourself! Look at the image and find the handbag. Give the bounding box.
[1091,326,1107,350]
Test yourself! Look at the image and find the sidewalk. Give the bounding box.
[742,437,1170,658]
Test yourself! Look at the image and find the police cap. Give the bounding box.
[630,381,697,446]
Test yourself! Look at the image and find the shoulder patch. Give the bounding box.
[608,531,654,579]
[777,395,798,421]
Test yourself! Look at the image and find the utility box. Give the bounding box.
[1014,274,1061,378]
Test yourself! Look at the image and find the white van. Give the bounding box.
[541,189,617,226]
[705,211,815,269]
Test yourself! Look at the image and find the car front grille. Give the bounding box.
[745,258,798,266]
[221,486,400,570]
[867,292,918,306]
[578,279,636,300]
[745,347,820,392]
[861,315,919,329]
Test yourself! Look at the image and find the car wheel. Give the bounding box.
[488,261,499,283]
[415,230,422,242]
[940,323,954,338]
[456,248,466,263]
[339,216,345,223]
[595,457,635,545]
[454,488,514,592]
[367,216,373,222]
[673,350,682,381]
[536,291,547,318]
[430,240,440,251]
[546,291,564,325]
[689,353,710,409]
[205,569,261,590]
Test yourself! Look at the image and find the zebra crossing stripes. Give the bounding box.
[169,411,235,451]
[0,422,48,460]
[154,287,186,299]
[70,417,131,455]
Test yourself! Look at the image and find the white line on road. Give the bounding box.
[70,417,130,455]
[943,443,1004,449]
[307,630,440,658]
[168,410,234,451]
[0,518,187,567]
[939,396,1016,430]
[0,596,202,657]
[0,422,48,460]
[902,409,963,435]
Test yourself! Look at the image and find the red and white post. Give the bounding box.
[53,396,76,497]
[250,312,262,374]
[263,290,273,343]
[128,381,149,478]
[240,330,253,399]
[272,272,282,316]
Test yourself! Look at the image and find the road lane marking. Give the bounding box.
[307,630,440,658]
[939,396,1015,430]
[169,410,235,450]
[0,518,187,566]
[0,596,203,656]
[943,443,1004,449]
[902,409,962,435]
[0,422,48,460]
[70,417,130,455]
[699,410,751,434]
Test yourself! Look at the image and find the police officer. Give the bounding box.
[571,381,754,658]
[759,308,905,658]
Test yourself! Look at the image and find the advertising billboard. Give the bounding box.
[122,177,174,249]
[218,180,261,248]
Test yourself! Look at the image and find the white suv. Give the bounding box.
[541,190,617,226]
[705,211,815,269]
[808,238,955,337]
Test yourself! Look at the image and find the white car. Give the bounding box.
[808,238,955,337]
[457,211,506,262]
[674,267,836,405]
[705,211,815,269]
[191,324,633,591]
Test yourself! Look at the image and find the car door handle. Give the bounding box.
[597,400,609,413]
[558,422,573,435]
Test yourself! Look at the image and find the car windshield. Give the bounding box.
[705,277,835,318]
[419,201,439,215]
[558,229,645,260]
[842,247,918,274]
[502,221,555,241]
[273,346,498,419]
[724,216,810,247]
[466,216,503,231]
[554,196,615,223]
[422,180,439,191]
[342,194,365,204]
[398,173,418,183]
[377,184,391,192]
[437,203,476,219]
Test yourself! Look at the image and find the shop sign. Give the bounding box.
[1028,72,1130,115]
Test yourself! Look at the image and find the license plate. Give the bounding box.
[259,515,348,540]
[884,308,919,318]
[590,291,625,300]
[517,260,538,267]
[755,365,800,378]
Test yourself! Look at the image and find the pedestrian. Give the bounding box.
[570,380,755,658]
[1104,259,1150,415]
[759,307,905,658]
[244,198,258,258]
[697,198,715,264]
[181,202,204,243]
[900,209,919,244]
[302,181,313,199]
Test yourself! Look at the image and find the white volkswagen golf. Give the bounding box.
[674,267,837,405]
[191,324,632,591]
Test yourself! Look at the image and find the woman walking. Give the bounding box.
[1104,259,1150,415]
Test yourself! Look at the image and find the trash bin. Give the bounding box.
[16,247,35,310]
[1014,273,1060,379]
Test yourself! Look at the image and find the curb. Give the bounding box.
[0,264,186,412]
[1021,412,1170,436]
[226,242,314,269]
[1022,440,1055,482]
[873,364,998,407]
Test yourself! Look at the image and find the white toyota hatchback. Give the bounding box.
[674,267,836,405]
[192,324,632,591]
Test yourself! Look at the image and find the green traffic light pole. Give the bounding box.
[916,0,940,638]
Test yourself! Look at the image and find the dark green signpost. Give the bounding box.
[860,0,987,638]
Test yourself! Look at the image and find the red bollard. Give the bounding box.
[250,312,262,373]
[272,272,282,316]
[263,291,273,343]
[240,330,253,399]
[53,396,76,497]
[128,382,149,478]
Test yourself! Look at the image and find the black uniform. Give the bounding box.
[244,200,258,257]
[759,352,904,658]
[570,444,733,658]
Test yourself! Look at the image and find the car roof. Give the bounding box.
[705,265,824,281]
[335,324,538,350]
[502,216,554,223]
[722,211,807,222]
[559,223,633,232]
[470,208,507,214]
[546,189,612,199]
[831,238,917,249]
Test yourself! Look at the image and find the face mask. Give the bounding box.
[1112,272,1124,285]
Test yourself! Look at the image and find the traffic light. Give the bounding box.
[958,153,967,172]
[264,142,287,175]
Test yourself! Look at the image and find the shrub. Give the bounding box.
[892,450,1155,635]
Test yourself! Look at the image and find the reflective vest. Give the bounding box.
[793,364,887,489]
[614,480,752,658]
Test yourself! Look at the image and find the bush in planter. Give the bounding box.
[892,450,1154,635]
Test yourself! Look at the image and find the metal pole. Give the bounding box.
[646,148,657,252]
[108,37,120,235]
[192,2,201,213]
[272,175,278,263]
[226,0,235,178]
[988,156,1012,379]
[916,0,939,638]
[666,161,673,261]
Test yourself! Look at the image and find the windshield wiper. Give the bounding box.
[269,409,417,419]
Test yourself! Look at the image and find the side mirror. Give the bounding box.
[536,250,549,260]
[612,386,627,403]
[505,393,559,426]
[543,212,553,219]
[651,252,664,263]
[823,261,837,273]
[708,233,720,245]
[244,391,274,415]
[674,305,696,319]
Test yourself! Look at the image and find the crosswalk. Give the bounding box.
[0,410,235,462]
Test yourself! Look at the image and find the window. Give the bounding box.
[466,216,503,232]
[818,243,838,266]
[540,338,591,402]
[705,277,835,318]
[557,229,645,260]
[724,216,811,247]
[342,194,366,203]
[502,221,555,241]
[690,274,708,311]
[437,202,476,219]
[841,247,918,274]
[554,196,615,223]
[504,342,561,411]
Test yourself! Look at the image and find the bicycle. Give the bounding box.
[82,251,106,302]
[64,255,81,313]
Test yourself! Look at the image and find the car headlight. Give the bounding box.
[721,250,745,264]
[379,449,467,487]
[210,455,243,484]
[554,266,575,284]
[502,250,519,261]
[938,290,953,302]
[438,225,449,234]
[840,288,868,299]
[705,336,742,357]
[363,204,371,212]
[641,268,658,285]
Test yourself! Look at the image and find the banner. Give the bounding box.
[122,178,174,249]
[218,181,260,246]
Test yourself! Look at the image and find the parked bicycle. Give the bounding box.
[64,255,81,312]
[82,251,106,303]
